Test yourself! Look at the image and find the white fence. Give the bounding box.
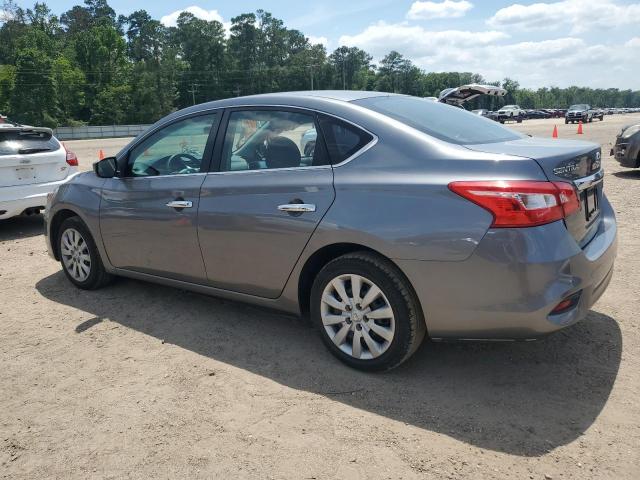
[53,124,151,140]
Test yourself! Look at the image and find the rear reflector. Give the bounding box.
[550,291,581,315]
[62,143,78,167]
[448,180,580,227]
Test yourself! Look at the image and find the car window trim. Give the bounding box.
[118,109,223,179]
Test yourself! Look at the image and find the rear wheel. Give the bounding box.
[310,252,426,371]
[58,216,113,290]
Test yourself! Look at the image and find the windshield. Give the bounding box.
[354,96,523,145]
[569,104,588,110]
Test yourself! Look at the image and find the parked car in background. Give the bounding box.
[1,122,78,220]
[541,109,562,118]
[496,105,525,123]
[437,84,507,107]
[566,104,596,124]
[525,109,551,120]
[45,91,617,371]
[611,122,640,168]
[472,109,500,121]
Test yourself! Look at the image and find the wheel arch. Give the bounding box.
[297,242,425,327]
[50,209,83,260]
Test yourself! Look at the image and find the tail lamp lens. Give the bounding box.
[62,143,78,167]
[448,180,580,228]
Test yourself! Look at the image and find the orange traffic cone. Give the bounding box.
[552,125,558,138]
[98,149,105,160]
[577,121,583,135]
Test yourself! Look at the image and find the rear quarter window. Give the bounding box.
[0,130,60,156]
[318,115,374,164]
[354,96,523,145]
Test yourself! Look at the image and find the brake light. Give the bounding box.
[62,143,78,166]
[448,180,580,227]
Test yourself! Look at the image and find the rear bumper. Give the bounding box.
[396,197,617,340]
[0,174,76,220]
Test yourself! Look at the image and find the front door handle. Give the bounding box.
[166,200,193,209]
[278,203,316,213]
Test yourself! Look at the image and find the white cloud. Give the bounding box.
[339,22,508,59]
[0,9,12,23]
[339,19,639,88]
[160,6,225,27]
[624,37,640,48]
[308,35,329,48]
[407,1,473,20]
[487,0,640,34]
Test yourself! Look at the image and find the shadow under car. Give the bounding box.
[35,271,621,457]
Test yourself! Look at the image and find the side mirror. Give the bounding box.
[94,156,118,178]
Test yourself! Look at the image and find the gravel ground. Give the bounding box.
[1,115,639,479]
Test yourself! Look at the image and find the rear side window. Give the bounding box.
[354,96,523,145]
[0,130,60,156]
[318,116,373,164]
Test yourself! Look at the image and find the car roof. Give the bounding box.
[155,90,399,127]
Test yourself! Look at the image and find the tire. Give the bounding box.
[57,216,113,290]
[565,119,569,124]
[310,252,426,371]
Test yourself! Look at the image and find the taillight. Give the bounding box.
[62,143,78,166]
[448,180,580,228]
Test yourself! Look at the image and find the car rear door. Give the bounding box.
[197,107,335,299]
[99,112,219,284]
[0,128,70,187]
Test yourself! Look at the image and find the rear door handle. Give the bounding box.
[278,203,316,213]
[166,200,193,209]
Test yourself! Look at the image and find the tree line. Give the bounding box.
[1,0,639,127]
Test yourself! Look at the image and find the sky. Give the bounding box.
[13,0,640,89]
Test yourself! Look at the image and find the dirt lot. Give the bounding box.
[1,115,639,479]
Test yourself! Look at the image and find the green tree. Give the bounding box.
[10,47,58,126]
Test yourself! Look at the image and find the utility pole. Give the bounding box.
[188,83,199,105]
[233,84,241,97]
[342,58,346,90]
[306,65,315,90]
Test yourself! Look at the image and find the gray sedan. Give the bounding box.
[45,91,617,371]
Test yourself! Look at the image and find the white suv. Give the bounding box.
[0,122,78,220]
[496,105,525,123]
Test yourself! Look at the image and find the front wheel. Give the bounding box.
[310,252,426,371]
[58,216,113,290]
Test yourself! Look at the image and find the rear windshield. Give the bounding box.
[354,96,523,145]
[0,130,60,156]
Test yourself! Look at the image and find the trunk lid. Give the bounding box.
[0,127,69,187]
[465,137,604,247]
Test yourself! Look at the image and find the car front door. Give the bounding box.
[198,108,335,298]
[99,112,219,284]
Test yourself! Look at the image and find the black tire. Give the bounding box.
[565,119,569,124]
[310,252,426,371]
[57,216,113,290]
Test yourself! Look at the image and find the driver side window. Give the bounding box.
[127,113,217,177]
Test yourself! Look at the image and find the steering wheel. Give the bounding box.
[167,153,200,174]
